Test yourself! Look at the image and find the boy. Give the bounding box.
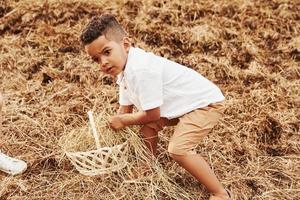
[81,14,231,200]
[0,93,27,175]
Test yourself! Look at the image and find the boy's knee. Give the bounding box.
[142,122,163,133]
[141,118,176,134]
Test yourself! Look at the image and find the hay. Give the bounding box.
[1,0,299,199]
[59,112,127,153]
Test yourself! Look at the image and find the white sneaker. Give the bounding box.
[0,151,27,175]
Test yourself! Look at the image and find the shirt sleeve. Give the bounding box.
[133,69,163,110]
[119,85,132,106]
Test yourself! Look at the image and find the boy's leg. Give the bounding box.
[168,103,229,199]
[132,118,178,178]
[141,118,178,157]
[170,153,228,198]
[140,125,159,156]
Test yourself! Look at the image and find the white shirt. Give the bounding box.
[117,47,225,119]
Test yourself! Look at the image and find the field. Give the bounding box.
[0,0,299,199]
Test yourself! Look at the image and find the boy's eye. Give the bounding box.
[92,57,98,63]
[103,50,110,56]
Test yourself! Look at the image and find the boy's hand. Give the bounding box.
[108,115,125,130]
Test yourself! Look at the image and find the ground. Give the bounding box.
[0,0,299,199]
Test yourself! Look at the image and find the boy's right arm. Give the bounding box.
[118,105,133,114]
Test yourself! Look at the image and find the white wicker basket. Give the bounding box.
[66,111,128,176]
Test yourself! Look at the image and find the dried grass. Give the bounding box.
[0,0,299,199]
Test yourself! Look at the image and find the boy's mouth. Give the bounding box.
[107,67,114,74]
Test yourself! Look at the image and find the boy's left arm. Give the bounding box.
[108,107,160,130]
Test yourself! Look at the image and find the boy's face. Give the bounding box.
[85,35,130,76]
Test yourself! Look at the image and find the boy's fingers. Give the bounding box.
[107,121,113,129]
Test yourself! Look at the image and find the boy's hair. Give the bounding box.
[80,14,126,45]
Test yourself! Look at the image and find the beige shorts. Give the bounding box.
[145,102,225,156]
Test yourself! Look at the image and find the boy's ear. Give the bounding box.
[122,37,131,53]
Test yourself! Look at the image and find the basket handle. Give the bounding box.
[87,111,101,149]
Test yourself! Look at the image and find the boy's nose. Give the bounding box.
[99,61,109,70]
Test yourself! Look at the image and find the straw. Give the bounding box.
[1,0,299,199]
